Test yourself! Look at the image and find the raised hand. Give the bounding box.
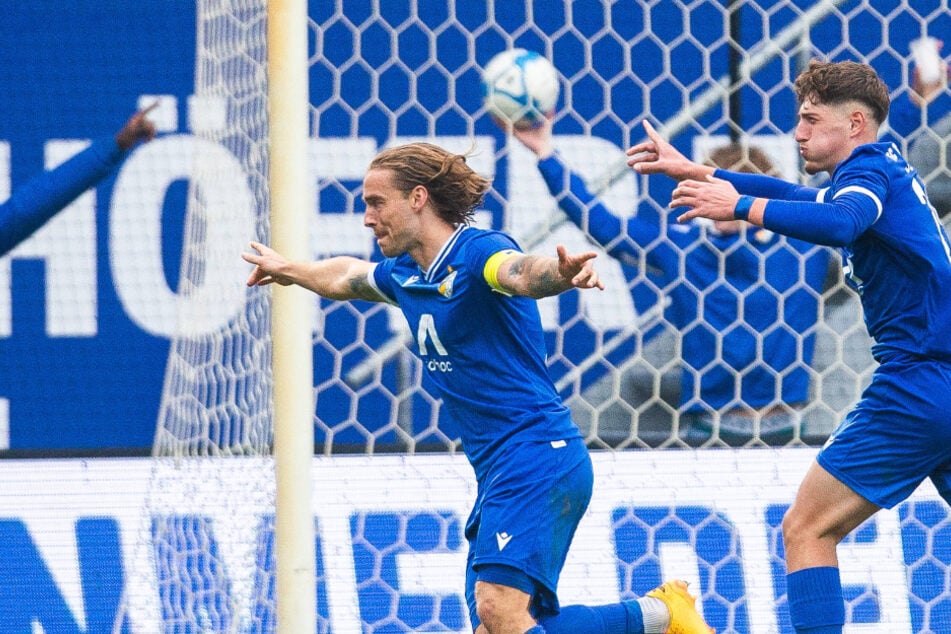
[555,244,604,290]
[510,113,556,159]
[626,120,713,182]
[115,102,159,151]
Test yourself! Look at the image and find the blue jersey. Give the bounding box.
[0,137,125,256]
[370,226,580,480]
[537,154,830,412]
[746,143,951,362]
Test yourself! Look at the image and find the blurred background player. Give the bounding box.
[507,116,830,448]
[0,105,156,256]
[243,141,713,634]
[630,59,951,634]
[888,38,951,223]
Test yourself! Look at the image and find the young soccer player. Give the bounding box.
[628,59,951,633]
[243,142,714,633]
[0,105,156,256]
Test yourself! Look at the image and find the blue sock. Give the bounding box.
[538,602,641,633]
[786,567,845,633]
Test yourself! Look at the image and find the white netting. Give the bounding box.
[127,1,278,631]
[153,0,271,458]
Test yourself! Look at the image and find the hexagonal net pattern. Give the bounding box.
[140,1,950,632]
[304,0,947,454]
[135,2,279,632]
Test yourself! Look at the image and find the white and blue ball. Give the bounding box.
[481,49,560,126]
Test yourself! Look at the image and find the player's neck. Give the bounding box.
[412,220,459,273]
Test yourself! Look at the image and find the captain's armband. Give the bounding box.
[483,249,520,294]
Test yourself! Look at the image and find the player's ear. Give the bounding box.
[849,108,868,137]
[410,184,428,210]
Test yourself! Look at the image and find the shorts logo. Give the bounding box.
[496,532,512,551]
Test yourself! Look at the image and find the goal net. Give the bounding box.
[135,1,950,632]
[123,2,280,631]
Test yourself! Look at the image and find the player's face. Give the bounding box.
[362,168,419,257]
[794,99,853,174]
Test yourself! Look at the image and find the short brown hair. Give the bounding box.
[705,144,779,176]
[369,143,491,225]
[794,60,890,124]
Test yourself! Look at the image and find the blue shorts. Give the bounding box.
[818,352,951,509]
[464,437,593,628]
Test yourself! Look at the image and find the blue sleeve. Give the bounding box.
[761,149,891,247]
[465,230,520,264]
[760,195,877,247]
[713,168,821,201]
[0,137,124,256]
[536,154,664,267]
[371,258,399,303]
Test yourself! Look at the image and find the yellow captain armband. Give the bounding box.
[483,249,520,294]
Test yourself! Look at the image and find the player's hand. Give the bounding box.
[671,174,740,223]
[509,113,556,159]
[115,102,159,151]
[556,244,604,290]
[242,241,293,287]
[627,120,711,182]
[911,40,948,104]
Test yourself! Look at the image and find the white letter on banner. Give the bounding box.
[110,135,253,337]
[837,509,913,632]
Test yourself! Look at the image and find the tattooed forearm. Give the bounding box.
[505,255,569,298]
[347,273,380,301]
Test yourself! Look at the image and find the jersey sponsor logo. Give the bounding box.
[417,313,453,372]
[496,531,513,551]
[842,249,865,295]
[417,314,448,357]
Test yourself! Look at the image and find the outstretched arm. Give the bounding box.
[242,241,384,302]
[670,177,877,247]
[0,104,159,257]
[491,244,604,299]
[507,116,663,267]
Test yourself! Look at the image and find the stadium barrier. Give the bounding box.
[1,449,946,633]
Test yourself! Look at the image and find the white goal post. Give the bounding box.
[267,0,317,632]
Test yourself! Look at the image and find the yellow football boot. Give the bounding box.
[646,580,715,634]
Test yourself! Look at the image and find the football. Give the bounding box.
[481,49,560,126]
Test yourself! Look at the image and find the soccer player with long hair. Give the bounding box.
[243,141,714,633]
